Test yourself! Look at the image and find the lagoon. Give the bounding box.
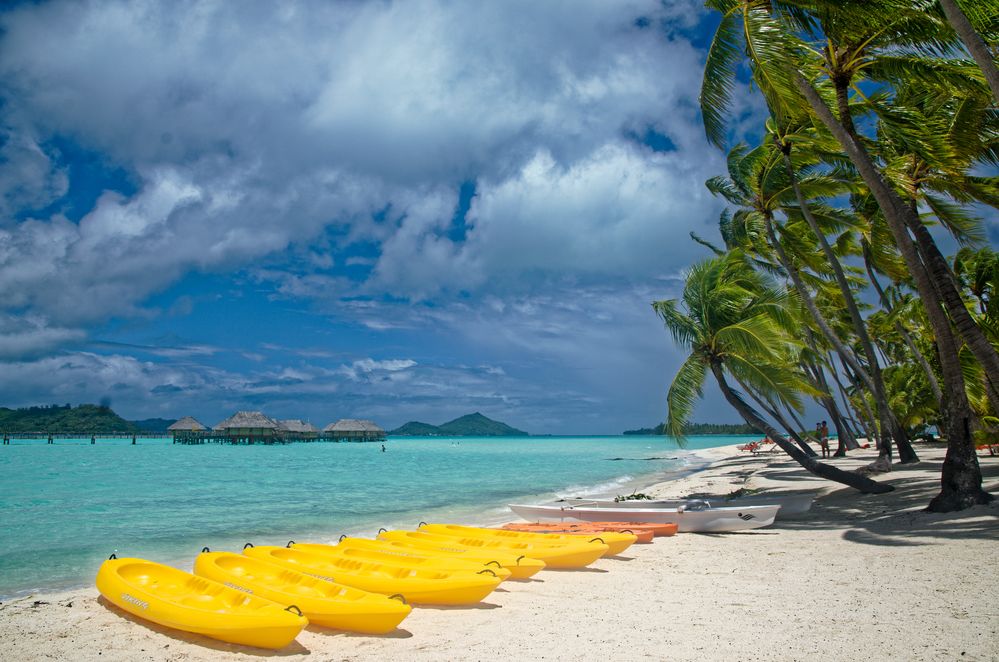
[0,434,749,598]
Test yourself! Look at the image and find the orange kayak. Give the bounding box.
[501,522,654,543]
[503,521,677,539]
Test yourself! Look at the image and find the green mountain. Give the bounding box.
[131,418,178,433]
[391,421,443,436]
[0,404,141,433]
[391,412,527,436]
[623,422,758,436]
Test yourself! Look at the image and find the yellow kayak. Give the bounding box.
[95,556,306,650]
[290,540,513,581]
[243,545,502,605]
[378,529,608,569]
[420,523,637,556]
[358,535,546,579]
[193,550,411,634]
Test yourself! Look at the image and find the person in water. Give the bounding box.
[381,444,386,452]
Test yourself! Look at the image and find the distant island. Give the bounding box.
[131,418,179,433]
[623,422,758,436]
[0,404,140,433]
[391,412,526,436]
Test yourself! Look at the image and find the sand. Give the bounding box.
[1,441,997,661]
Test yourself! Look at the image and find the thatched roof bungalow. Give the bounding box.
[279,419,320,439]
[167,416,208,432]
[323,419,386,442]
[215,411,281,438]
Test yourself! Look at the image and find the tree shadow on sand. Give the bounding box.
[769,455,999,546]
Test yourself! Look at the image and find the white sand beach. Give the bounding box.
[1,441,996,661]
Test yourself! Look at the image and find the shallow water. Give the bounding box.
[0,434,749,597]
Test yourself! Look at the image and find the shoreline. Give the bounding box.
[2,441,996,661]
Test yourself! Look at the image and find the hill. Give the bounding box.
[0,404,141,433]
[391,412,527,436]
[623,422,758,435]
[131,418,178,433]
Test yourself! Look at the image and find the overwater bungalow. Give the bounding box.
[214,411,282,443]
[166,416,209,443]
[278,419,320,440]
[323,419,387,442]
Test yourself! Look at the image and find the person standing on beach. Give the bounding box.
[819,421,830,458]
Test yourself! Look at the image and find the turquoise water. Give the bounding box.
[0,435,747,598]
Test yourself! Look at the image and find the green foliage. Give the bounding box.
[623,422,758,436]
[0,404,140,433]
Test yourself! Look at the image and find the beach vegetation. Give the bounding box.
[669,0,999,510]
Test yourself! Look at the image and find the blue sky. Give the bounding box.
[0,0,781,433]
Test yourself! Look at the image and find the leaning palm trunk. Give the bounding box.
[709,362,893,493]
[763,215,900,459]
[780,150,917,462]
[862,245,944,407]
[795,75,992,510]
[734,375,817,455]
[938,0,999,104]
[838,354,882,449]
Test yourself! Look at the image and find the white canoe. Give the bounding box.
[560,493,815,517]
[508,503,779,532]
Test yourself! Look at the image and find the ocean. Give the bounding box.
[0,434,750,598]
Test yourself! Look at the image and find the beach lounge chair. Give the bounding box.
[738,441,760,453]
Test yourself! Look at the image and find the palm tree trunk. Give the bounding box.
[781,151,917,462]
[803,357,858,454]
[938,0,999,104]
[862,245,944,406]
[709,361,893,493]
[795,73,991,510]
[838,353,881,449]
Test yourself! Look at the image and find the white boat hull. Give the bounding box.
[561,493,815,517]
[508,503,779,532]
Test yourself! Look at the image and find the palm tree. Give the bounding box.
[654,251,892,493]
[699,0,993,510]
[937,0,999,103]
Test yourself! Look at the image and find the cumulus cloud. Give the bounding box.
[0,0,737,430]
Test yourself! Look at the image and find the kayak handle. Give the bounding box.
[339,534,347,542]
[201,547,210,553]
[485,560,502,569]
[285,605,303,617]
[108,553,117,560]
[286,541,295,548]
[588,537,606,545]
[621,529,634,534]
[377,528,387,534]
[243,542,254,549]
[477,568,498,577]
[388,593,408,605]
[516,555,525,566]
[418,521,428,528]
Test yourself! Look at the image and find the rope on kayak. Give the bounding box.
[588,537,606,545]
[388,593,407,604]
[377,528,387,534]
[286,541,295,548]
[476,569,498,577]
[485,560,502,569]
[201,547,210,553]
[339,534,347,542]
[284,605,303,617]
[516,555,525,565]
[108,553,117,560]
[243,542,254,549]
[418,521,428,528]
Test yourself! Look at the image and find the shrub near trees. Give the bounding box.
[658,0,998,510]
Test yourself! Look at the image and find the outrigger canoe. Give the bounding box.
[96,556,306,649]
[288,540,513,580]
[560,492,815,518]
[362,534,546,579]
[243,544,502,606]
[378,529,608,569]
[193,550,411,634]
[419,523,637,556]
[508,503,780,532]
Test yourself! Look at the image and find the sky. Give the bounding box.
[0,0,779,434]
